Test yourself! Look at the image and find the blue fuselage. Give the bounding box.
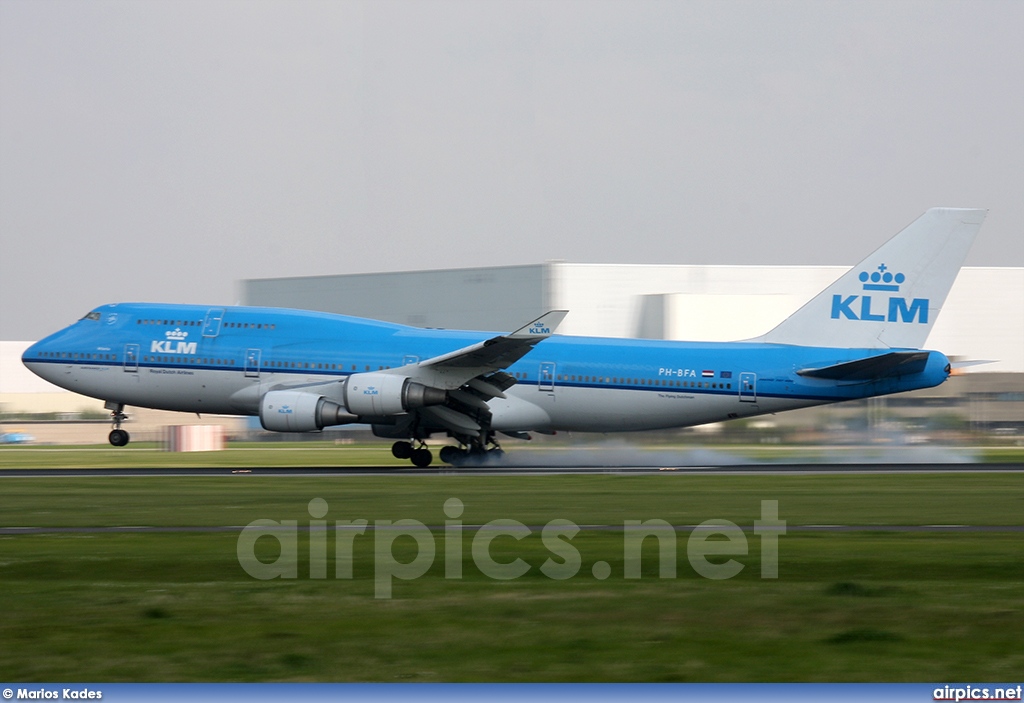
[23,302,951,434]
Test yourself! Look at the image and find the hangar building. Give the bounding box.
[242,263,1023,374]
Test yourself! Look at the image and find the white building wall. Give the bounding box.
[548,265,1023,373]
[550,263,843,338]
[925,268,1024,373]
[1,342,59,393]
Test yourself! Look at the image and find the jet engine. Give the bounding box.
[259,375,447,433]
[259,390,358,432]
[342,372,447,416]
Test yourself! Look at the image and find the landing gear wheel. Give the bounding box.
[410,448,433,468]
[442,431,505,467]
[438,445,462,465]
[106,403,130,447]
[391,441,413,460]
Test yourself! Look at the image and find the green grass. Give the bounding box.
[1,472,1023,681]
[0,442,397,469]
[2,531,1022,681]
[3,440,1021,469]
[2,473,1023,527]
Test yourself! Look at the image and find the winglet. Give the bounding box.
[508,310,569,339]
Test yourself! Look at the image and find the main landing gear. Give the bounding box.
[106,402,130,447]
[391,432,509,469]
[391,440,433,468]
[439,443,505,467]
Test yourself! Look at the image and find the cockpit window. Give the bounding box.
[81,312,101,322]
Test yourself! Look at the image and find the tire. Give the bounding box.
[438,445,461,465]
[410,448,433,468]
[391,441,413,459]
[109,429,130,447]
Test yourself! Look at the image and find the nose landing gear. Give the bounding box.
[106,402,130,447]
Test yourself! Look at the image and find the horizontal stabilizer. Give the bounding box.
[950,359,997,370]
[797,351,931,381]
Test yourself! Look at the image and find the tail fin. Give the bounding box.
[757,208,986,349]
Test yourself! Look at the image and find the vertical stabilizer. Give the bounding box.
[757,208,986,349]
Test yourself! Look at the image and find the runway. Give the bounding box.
[0,462,1022,477]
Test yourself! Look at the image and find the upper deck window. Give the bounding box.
[81,312,101,322]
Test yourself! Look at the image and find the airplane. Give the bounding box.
[22,207,986,467]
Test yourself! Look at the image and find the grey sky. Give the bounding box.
[2,0,1021,341]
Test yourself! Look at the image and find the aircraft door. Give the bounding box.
[739,372,756,402]
[245,349,262,378]
[123,344,139,372]
[539,362,555,392]
[203,308,225,337]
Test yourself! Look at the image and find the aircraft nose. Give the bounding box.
[21,338,62,385]
[22,340,42,367]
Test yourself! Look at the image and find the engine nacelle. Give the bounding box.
[259,390,358,432]
[343,372,447,416]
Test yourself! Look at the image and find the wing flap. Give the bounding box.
[467,376,508,399]
[420,405,482,436]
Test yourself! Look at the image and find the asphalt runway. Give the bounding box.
[0,462,1022,477]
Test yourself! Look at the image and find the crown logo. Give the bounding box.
[858,264,905,292]
[166,328,189,340]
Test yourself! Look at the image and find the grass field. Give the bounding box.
[1,457,1023,682]
[2,440,1023,469]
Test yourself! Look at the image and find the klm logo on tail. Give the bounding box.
[830,265,928,324]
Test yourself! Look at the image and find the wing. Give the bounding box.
[383,310,568,437]
[420,310,568,370]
